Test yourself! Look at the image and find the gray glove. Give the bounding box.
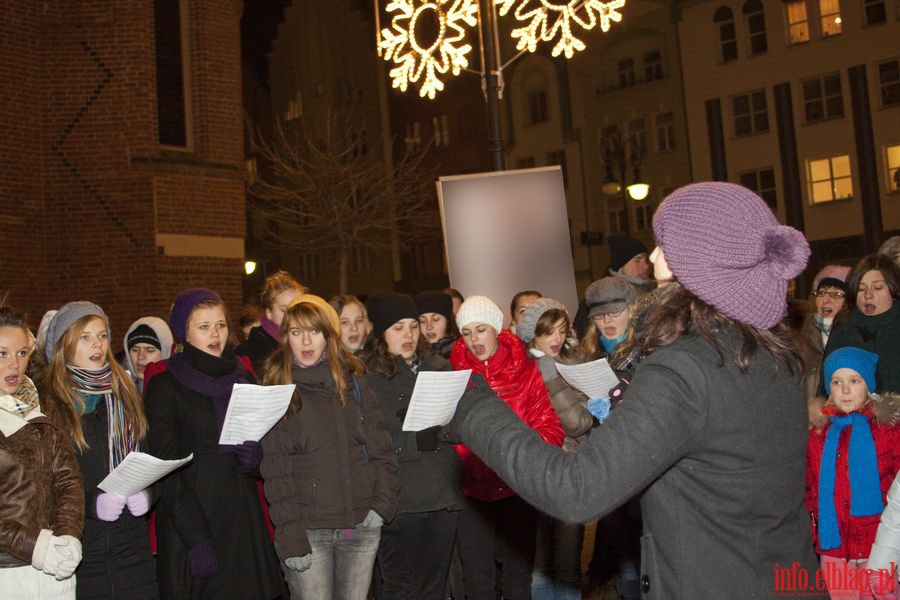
[536,355,559,381]
[285,554,313,573]
[359,509,384,528]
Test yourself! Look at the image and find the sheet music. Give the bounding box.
[402,369,473,432]
[218,383,295,445]
[98,452,193,497]
[555,358,620,399]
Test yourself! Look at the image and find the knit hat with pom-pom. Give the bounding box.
[652,182,810,329]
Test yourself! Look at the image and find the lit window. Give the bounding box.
[864,0,886,25]
[618,58,636,88]
[608,208,627,234]
[785,1,809,44]
[405,122,421,152]
[886,144,900,192]
[432,114,450,147]
[742,0,767,55]
[713,7,738,62]
[655,113,676,152]
[808,155,853,203]
[879,60,900,107]
[819,0,842,37]
[802,73,844,122]
[527,90,549,124]
[643,51,662,82]
[733,90,769,136]
[739,168,777,209]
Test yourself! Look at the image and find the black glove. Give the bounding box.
[608,379,629,406]
[415,426,442,452]
[234,441,263,470]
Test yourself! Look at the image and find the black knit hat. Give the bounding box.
[608,235,649,272]
[414,291,453,322]
[127,324,162,350]
[367,293,419,339]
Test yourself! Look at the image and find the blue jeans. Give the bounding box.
[283,525,381,600]
[532,512,583,600]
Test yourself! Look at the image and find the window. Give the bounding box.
[785,1,809,44]
[628,118,647,151]
[350,245,371,274]
[155,0,190,147]
[819,0,842,36]
[802,74,843,122]
[643,51,662,82]
[635,205,654,230]
[742,0,767,55]
[432,114,450,147]
[618,58,636,88]
[808,155,853,203]
[739,168,777,208]
[733,90,769,136]
[879,60,900,107]
[713,7,738,62]
[527,90,549,124]
[405,121,422,152]
[887,144,900,192]
[655,113,676,152]
[516,156,536,169]
[608,208,627,235]
[864,0,887,25]
[546,150,568,187]
[297,254,320,282]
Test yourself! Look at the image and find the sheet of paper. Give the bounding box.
[402,369,473,432]
[556,358,620,399]
[98,451,193,497]
[218,383,295,445]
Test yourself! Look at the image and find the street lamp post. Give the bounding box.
[600,131,648,237]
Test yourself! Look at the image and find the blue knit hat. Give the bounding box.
[824,347,879,393]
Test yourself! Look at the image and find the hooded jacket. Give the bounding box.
[123,317,173,383]
[806,395,900,559]
[450,331,563,501]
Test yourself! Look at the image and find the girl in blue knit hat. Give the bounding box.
[807,347,900,599]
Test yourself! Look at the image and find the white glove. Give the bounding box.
[285,554,313,573]
[32,530,82,580]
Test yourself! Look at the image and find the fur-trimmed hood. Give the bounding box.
[812,392,900,430]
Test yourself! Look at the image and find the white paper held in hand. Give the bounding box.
[555,358,620,399]
[402,369,473,432]
[218,383,295,445]
[98,452,193,497]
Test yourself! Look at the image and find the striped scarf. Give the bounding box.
[0,375,40,418]
[67,364,136,471]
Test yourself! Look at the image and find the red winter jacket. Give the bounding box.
[450,331,564,501]
[806,402,900,559]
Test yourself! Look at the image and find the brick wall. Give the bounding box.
[1,0,246,350]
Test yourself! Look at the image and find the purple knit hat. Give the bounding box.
[652,182,810,329]
[170,288,224,342]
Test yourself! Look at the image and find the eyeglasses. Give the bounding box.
[814,290,846,300]
[592,309,625,321]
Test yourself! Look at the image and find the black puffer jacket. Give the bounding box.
[366,354,464,514]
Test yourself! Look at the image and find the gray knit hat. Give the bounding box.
[45,301,109,361]
[584,277,638,318]
[516,297,568,344]
[653,182,810,329]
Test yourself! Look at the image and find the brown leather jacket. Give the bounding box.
[0,413,84,567]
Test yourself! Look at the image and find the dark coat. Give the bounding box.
[145,367,282,600]
[453,329,819,599]
[236,326,278,372]
[74,401,159,599]
[260,362,398,559]
[365,354,465,514]
[824,303,900,394]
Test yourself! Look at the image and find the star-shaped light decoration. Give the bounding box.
[379,0,479,99]
[495,0,626,58]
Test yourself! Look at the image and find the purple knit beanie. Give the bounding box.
[170,288,224,342]
[652,182,810,329]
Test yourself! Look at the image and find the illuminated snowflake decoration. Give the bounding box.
[379,0,478,99]
[495,0,626,58]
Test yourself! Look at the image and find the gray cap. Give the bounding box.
[584,277,638,317]
[516,297,568,344]
[45,301,109,361]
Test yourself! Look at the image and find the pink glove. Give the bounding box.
[95,493,127,521]
[126,490,150,517]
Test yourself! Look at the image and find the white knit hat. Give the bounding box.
[456,296,504,333]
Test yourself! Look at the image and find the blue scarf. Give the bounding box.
[817,412,883,550]
[601,333,627,354]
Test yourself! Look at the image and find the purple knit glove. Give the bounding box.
[189,539,218,579]
[95,493,127,522]
[126,490,151,517]
[234,441,263,470]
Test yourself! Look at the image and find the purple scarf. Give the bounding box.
[260,316,282,341]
